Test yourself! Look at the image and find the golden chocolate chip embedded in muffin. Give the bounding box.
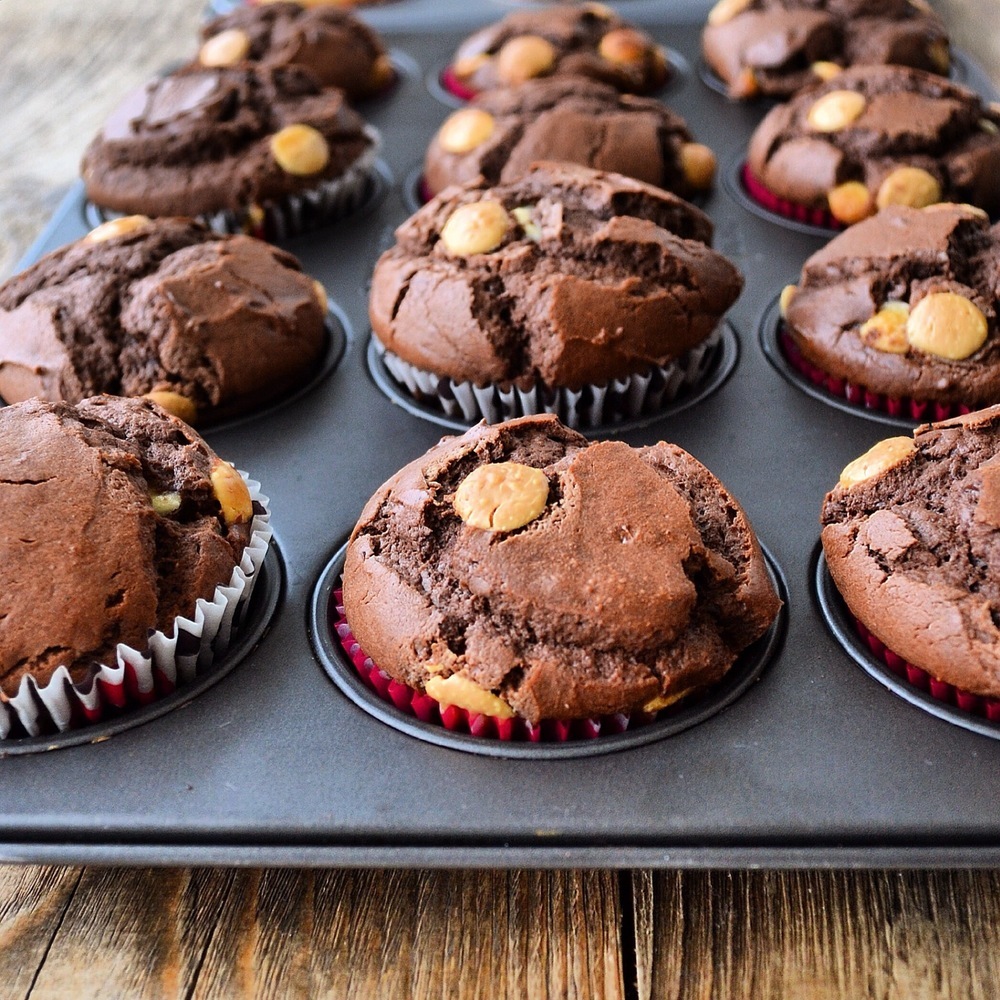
[453,462,549,532]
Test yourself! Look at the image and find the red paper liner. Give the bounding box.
[779,327,972,422]
[853,617,1000,722]
[741,164,845,231]
[439,66,479,102]
[331,589,660,742]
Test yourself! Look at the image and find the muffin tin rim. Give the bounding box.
[308,539,789,759]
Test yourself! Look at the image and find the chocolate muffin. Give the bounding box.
[821,406,1000,700]
[781,203,1000,417]
[746,66,1000,227]
[343,414,780,726]
[703,0,949,100]
[0,216,328,424]
[199,2,394,101]
[370,162,742,426]
[0,395,263,713]
[443,4,669,99]
[82,62,378,238]
[423,78,717,200]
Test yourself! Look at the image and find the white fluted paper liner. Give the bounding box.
[375,326,722,429]
[0,474,272,740]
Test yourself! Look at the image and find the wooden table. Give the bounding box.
[2,1,1000,996]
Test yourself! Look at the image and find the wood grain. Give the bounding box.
[5,868,624,999]
[633,870,1000,1000]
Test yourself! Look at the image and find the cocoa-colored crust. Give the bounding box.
[449,6,669,96]
[0,218,327,421]
[747,66,1000,216]
[0,396,252,695]
[201,3,389,101]
[785,205,1000,406]
[423,78,703,199]
[344,414,780,724]
[821,405,1000,697]
[370,163,741,390]
[703,0,948,99]
[82,63,374,217]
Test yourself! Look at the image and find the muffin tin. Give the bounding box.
[5,2,1000,868]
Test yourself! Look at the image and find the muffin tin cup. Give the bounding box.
[0,476,273,742]
[814,548,1000,740]
[369,323,736,432]
[758,293,975,428]
[309,542,788,759]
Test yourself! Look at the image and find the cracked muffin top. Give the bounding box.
[369,162,742,390]
[747,66,1000,225]
[344,414,780,724]
[0,216,328,424]
[445,4,670,97]
[821,405,1000,697]
[0,395,256,696]
[703,0,949,100]
[423,77,717,200]
[782,203,1000,407]
[199,2,394,101]
[82,62,375,218]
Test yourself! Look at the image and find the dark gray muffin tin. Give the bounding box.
[4,1,1000,868]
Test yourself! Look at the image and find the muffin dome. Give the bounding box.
[0,217,328,423]
[445,4,669,96]
[199,2,393,101]
[344,414,780,724]
[747,66,1000,226]
[424,78,716,200]
[703,0,949,99]
[82,63,376,225]
[822,406,1000,698]
[0,396,256,696]
[783,203,1000,410]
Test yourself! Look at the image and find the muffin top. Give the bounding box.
[423,77,716,199]
[821,405,1000,697]
[703,0,949,99]
[344,414,780,723]
[0,396,255,695]
[370,162,741,389]
[747,66,1000,224]
[0,216,328,423]
[199,2,393,101]
[446,4,669,96]
[82,63,375,217]
[783,203,1000,406]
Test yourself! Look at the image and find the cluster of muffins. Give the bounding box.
[6,0,1000,751]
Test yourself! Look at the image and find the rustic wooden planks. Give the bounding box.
[632,870,1000,1000]
[3,868,625,999]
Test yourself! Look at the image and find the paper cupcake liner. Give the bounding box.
[204,127,382,241]
[374,326,722,430]
[779,327,972,422]
[0,476,273,740]
[439,66,478,102]
[853,617,1000,722]
[331,589,661,742]
[741,164,845,231]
